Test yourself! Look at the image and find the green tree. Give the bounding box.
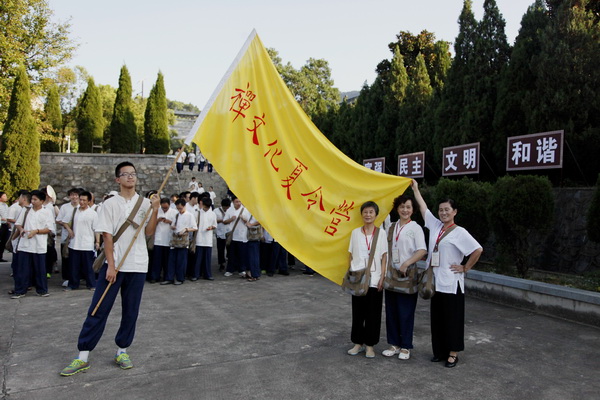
[167,99,200,113]
[433,0,479,168]
[526,0,600,184]
[144,72,170,154]
[490,175,554,277]
[41,84,62,152]
[389,46,408,105]
[0,0,76,126]
[107,65,137,153]
[0,66,40,198]
[492,0,548,172]
[76,77,103,152]
[587,174,600,243]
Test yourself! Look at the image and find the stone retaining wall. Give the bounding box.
[39,153,228,205]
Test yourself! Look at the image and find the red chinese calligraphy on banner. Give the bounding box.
[281,158,308,200]
[324,200,355,236]
[301,186,325,211]
[230,82,256,122]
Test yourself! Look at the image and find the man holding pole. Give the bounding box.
[60,162,159,376]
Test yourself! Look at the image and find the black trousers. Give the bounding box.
[430,285,465,358]
[0,224,9,258]
[351,287,383,346]
[216,237,227,265]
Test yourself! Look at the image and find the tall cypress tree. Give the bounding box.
[76,77,104,153]
[492,0,548,171]
[389,46,408,105]
[107,65,137,153]
[43,84,62,152]
[433,0,478,168]
[144,72,170,154]
[0,66,40,198]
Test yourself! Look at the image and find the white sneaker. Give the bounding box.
[238,272,246,277]
[398,348,410,360]
[382,346,401,357]
[223,272,233,277]
[62,280,68,287]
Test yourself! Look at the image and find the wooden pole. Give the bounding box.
[91,146,187,316]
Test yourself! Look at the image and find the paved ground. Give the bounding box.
[1,251,599,400]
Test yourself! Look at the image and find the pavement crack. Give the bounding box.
[2,302,19,399]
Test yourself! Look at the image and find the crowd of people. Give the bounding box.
[0,164,483,375]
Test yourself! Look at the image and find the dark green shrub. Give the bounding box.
[587,174,600,243]
[490,175,554,277]
[433,177,492,245]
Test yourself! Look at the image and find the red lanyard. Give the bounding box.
[394,220,411,242]
[362,227,376,252]
[434,223,455,250]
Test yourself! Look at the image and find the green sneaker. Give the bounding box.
[115,353,133,369]
[60,359,90,376]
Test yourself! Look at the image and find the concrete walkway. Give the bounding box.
[1,253,599,400]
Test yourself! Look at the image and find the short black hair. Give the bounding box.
[201,197,212,208]
[20,191,32,203]
[221,198,231,207]
[190,192,201,200]
[175,198,187,207]
[392,195,415,211]
[30,189,46,202]
[360,201,379,215]
[160,197,171,205]
[79,190,92,201]
[115,161,136,177]
[67,188,81,196]
[438,198,457,211]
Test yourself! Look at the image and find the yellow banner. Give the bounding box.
[187,31,410,284]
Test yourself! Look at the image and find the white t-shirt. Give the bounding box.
[171,210,197,234]
[197,185,206,194]
[389,220,426,268]
[56,202,78,243]
[188,181,199,193]
[0,202,8,225]
[208,191,217,202]
[263,229,274,243]
[348,226,388,288]
[224,206,250,243]
[188,152,196,164]
[424,210,481,294]
[214,207,229,239]
[154,208,177,247]
[177,151,187,163]
[196,209,217,247]
[95,193,152,273]
[186,202,198,214]
[69,207,98,251]
[7,202,22,229]
[16,206,55,254]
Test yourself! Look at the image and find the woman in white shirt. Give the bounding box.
[347,201,388,359]
[382,195,427,360]
[412,180,483,368]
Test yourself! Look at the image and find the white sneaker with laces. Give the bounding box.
[224,272,233,277]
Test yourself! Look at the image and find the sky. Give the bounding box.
[49,0,536,109]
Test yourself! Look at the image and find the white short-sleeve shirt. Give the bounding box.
[95,193,151,273]
[224,206,250,243]
[171,210,197,234]
[154,208,177,247]
[8,202,22,228]
[188,153,196,164]
[424,210,481,294]
[214,207,230,239]
[16,206,55,254]
[196,209,217,247]
[389,220,427,268]
[348,226,388,288]
[69,207,98,251]
[56,202,78,243]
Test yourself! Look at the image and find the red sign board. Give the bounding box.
[363,157,385,173]
[442,142,480,176]
[397,152,425,178]
[506,130,564,171]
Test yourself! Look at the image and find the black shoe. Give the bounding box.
[190,277,198,281]
[430,356,444,362]
[160,281,173,285]
[445,355,458,368]
[149,280,156,284]
[303,271,315,275]
[0,259,7,262]
[203,277,214,281]
[277,271,289,276]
